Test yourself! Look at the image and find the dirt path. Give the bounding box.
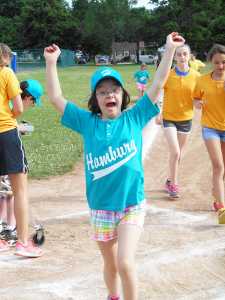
[0,109,225,300]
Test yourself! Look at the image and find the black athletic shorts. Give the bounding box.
[162,119,192,134]
[0,128,29,176]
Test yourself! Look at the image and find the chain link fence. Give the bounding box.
[12,49,75,71]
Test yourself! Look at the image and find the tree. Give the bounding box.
[18,0,80,49]
[79,0,138,64]
[125,7,152,63]
[71,0,89,22]
[148,0,223,58]
[0,0,27,18]
[0,17,19,48]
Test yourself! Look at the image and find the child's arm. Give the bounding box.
[147,33,185,104]
[44,44,67,115]
[11,94,23,118]
[193,98,204,109]
[128,77,135,84]
[148,78,152,85]
[155,113,162,125]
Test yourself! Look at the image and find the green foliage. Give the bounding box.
[18,0,80,49]
[0,17,19,48]
[0,0,27,18]
[147,0,223,58]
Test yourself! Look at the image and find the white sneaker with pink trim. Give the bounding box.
[0,240,10,252]
[14,239,42,257]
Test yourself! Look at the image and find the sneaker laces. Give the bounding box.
[171,185,179,193]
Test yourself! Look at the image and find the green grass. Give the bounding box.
[16,62,210,179]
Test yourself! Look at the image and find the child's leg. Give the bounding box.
[221,141,225,180]
[138,89,142,99]
[8,173,29,244]
[163,127,180,185]
[97,238,120,298]
[116,224,142,300]
[177,132,189,166]
[0,198,6,223]
[204,139,224,208]
[6,197,16,227]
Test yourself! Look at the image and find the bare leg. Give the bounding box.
[8,173,29,244]
[164,128,189,185]
[97,238,120,298]
[6,197,16,227]
[0,198,6,222]
[117,224,142,300]
[138,89,142,99]
[220,141,225,180]
[204,139,224,208]
[177,132,189,166]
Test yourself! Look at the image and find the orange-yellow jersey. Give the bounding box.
[189,59,205,71]
[0,67,22,133]
[192,72,225,130]
[162,68,200,121]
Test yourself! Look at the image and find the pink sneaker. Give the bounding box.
[165,179,171,193]
[0,240,10,252]
[212,187,219,211]
[14,239,42,257]
[169,185,180,199]
[218,206,225,224]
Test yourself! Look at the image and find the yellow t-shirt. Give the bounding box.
[162,68,200,121]
[192,72,225,130]
[189,59,205,71]
[0,67,22,133]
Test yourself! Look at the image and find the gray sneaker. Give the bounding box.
[0,229,6,240]
[5,228,18,247]
[169,185,180,199]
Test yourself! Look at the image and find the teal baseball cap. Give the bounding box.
[91,67,123,93]
[25,79,43,107]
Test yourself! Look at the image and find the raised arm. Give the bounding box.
[44,44,67,115]
[147,33,185,104]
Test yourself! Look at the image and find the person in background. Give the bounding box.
[189,52,206,73]
[193,44,225,224]
[0,44,43,258]
[155,44,200,199]
[128,63,152,99]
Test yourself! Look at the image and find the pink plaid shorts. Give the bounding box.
[89,200,146,242]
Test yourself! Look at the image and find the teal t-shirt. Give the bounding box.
[133,70,150,84]
[61,93,159,212]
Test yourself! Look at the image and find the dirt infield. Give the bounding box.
[0,109,225,300]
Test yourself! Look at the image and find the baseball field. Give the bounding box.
[0,63,225,299]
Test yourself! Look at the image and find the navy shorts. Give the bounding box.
[0,129,29,176]
[162,119,192,134]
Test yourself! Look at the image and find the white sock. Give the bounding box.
[6,226,15,231]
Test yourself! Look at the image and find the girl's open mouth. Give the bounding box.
[106,102,116,108]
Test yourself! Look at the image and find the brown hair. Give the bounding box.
[141,63,147,69]
[20,80,35,101]
[88,80,130,114]
[0,43,12,69]
[207,44,225,62]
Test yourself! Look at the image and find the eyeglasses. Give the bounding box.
[96,87,123,98]
[30,99,36,107]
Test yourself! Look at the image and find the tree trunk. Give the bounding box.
[136,36,140,64]
[112,19,116,65]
